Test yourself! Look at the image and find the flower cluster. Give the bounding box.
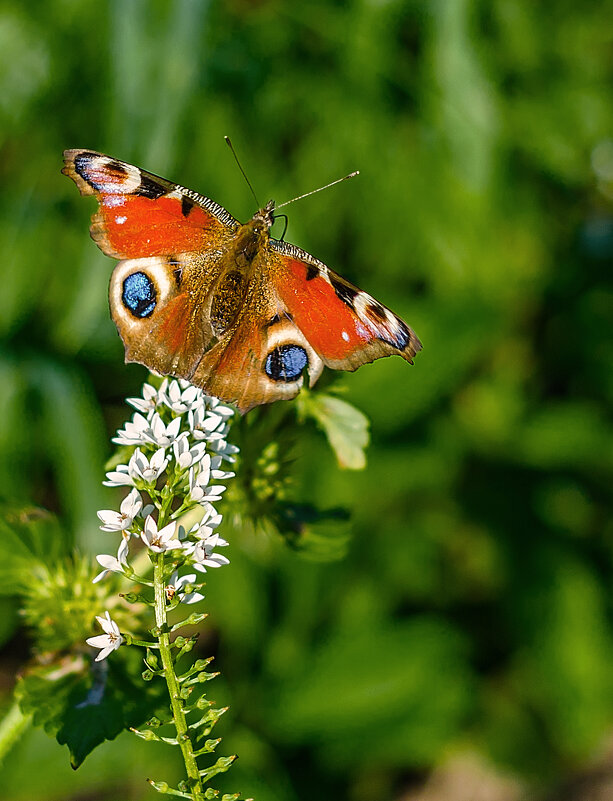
[87,378,238,661]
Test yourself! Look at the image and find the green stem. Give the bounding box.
[154,552,204,801]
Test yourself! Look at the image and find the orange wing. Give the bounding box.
[270,240,422,371]
[62,149,237,259]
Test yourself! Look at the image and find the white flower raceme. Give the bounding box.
[86,611,124,661]
[91,378,236,664]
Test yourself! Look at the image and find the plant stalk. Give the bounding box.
[154,552,204,801]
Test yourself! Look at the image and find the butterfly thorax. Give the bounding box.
[232,211,272,270]
[208,201,275,337]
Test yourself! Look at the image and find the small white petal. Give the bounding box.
[103,468,134,487]
[86,612,123,661]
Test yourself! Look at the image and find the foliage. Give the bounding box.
[0,0,612,799]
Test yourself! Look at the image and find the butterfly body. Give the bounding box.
[63,149,421,412]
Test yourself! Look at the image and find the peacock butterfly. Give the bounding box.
[62,149,421,412]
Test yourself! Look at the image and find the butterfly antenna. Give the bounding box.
[275,171,359,210]
[224,136,260,207]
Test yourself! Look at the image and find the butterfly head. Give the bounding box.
[252,199,276,230]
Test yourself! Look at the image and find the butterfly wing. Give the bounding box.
[269,239,422,369]
[63,150,421,412]
[62,149,237,258]
[63,149,238,380]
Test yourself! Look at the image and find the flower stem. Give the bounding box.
[154,553,204,800]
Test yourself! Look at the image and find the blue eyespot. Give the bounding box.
[122,272,157,318]
[265,344,308,382]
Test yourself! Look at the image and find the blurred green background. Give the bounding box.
[1,0,613,799]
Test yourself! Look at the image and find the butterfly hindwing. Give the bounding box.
[188,272,324,411]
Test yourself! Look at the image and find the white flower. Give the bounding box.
[147,413,183,447]
[112,412,152,446]
[126,382,160,414]
[86,611,124,661]
[97,489,143,531]
[163,380,204,414]
[191,537,230,572]
[208,397,235,419]
[172,434,208,470]
[92,538,130,583]
[209,437,239,463]
[168,571,205,604]
[189,461,227,504]
[187,510,225,542]
[112,409,183,448]
[211,454,235,481]
[141,515,184,553]
[103,464,134,487]
[188,405,226,440]
[130,448,168,483]
[193,453,210,485]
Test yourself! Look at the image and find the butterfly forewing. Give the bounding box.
[62,149,237,259]
[269,239,422,370]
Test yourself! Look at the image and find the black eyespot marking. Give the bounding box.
[173,267,183,287]
[122,272,157,318]
[181,195,194,216]
[138,175,167,199]
[305,264,319,281]
[265,345,308,382]
[330,274,359,307]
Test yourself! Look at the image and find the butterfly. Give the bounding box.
[62,149,421,413]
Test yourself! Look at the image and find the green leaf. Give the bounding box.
[300,393,370,470]
[16,646,167,768]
